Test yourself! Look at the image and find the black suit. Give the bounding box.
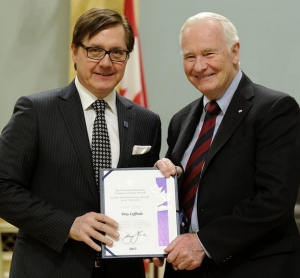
[164,73,300,277]
[0,80,161,278]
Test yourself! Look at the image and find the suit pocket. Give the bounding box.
[130,152,152,167]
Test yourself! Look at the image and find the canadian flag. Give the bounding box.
[119,0,148,108]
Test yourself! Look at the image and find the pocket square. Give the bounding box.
[132,145,151,155]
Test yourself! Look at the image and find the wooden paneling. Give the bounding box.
[0,219,18,278]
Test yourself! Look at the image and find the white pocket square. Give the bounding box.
[132,145,151,155]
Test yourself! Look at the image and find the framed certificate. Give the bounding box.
[99,167,179,259]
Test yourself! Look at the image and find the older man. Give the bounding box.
[155,12,300,278]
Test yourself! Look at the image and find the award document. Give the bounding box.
[99,168,179,258]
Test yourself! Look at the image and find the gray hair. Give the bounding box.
[179,12,239,51]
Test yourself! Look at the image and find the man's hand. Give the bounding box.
[69,212,119,251]
[164,233,206,271]
[143,257,165,267]
[154,158,182,178]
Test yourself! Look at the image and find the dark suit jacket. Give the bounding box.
[164,73,300,278]
[0,80,161,278]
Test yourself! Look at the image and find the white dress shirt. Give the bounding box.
[75,77,120,167]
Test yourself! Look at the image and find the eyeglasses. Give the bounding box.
[78,43,129,62]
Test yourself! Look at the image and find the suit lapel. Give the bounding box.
[58,81,98,201]
[115,94,135,167]
[202,73,254,174]
[172,97,204,164]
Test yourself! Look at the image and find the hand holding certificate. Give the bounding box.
[100,168,179,259]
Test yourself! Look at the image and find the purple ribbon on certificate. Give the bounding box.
[156,177,169,246]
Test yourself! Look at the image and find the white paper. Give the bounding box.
[100,168,179,258]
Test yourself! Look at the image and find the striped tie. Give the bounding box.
[180,100,220,221]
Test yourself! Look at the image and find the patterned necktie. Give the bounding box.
[180,100,220,221]
[91,99,111,185]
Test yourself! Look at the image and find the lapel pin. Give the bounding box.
[124,121,129,128]
[238,110,243,113]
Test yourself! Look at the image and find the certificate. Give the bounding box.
[99,168,179,258]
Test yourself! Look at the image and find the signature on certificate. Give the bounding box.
[122,231,148,244]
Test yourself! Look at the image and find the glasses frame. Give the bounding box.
[78,43,129,62]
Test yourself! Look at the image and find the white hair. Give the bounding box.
[179,12,239,51]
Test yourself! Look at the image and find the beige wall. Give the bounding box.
[0,0,70,132]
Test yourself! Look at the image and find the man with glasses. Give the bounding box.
[0,8,161,278]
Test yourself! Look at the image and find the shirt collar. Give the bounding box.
[203,70,242,115]
[75,77,117,115]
